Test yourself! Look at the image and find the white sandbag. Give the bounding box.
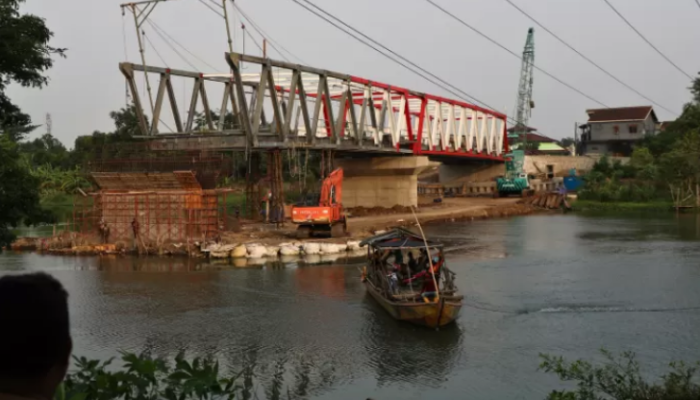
[246,244,267,259]
[320,243,341,254]
[264,245,280,258]
[346,240,361,251]
[280,244,300,256]
[302,242,321,255]
[335,243,347,252]
[210,244,236,259]
[231,245,247,258]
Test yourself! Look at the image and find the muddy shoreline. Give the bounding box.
[8,198,543,259]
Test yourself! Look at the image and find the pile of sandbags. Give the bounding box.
[200,239,366,264]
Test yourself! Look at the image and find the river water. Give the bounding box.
[3,214,700,399]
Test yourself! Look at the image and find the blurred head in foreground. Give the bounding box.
[0,273,72,399]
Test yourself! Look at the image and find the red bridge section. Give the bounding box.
[119,52,508,161]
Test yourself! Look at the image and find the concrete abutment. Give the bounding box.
[336,156,432,208]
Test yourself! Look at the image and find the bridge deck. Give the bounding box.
[120,52,508,161]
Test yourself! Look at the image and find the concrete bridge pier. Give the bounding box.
[335,156,432,208]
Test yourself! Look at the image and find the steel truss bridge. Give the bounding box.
[120,52,509,161]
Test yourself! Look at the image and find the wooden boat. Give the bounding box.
[360,228,463,328]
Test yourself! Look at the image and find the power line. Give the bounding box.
[696,0,700,10]
[424,0,608,108]
[602,0,693,80]
[503,0,676,115]
[142,30,168,65]
[294,0,519,126]
[147,19,219,71]
[145,20,199,70]
[232,2,305,64]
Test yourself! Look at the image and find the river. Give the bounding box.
[3,213,700,399]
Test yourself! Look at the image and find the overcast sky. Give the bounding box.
[8,0,700,147]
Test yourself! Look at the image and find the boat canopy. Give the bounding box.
[360,228,443,250]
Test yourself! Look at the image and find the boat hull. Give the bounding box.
[364,280,461,328]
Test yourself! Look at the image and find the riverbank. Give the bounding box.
[570,199,675,212]
[8,197,540,259]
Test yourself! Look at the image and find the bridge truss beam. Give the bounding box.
[120,52,508,160]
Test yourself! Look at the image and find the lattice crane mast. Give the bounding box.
[513,27,535,143]
[497,28,535,198]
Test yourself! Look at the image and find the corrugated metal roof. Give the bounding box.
[91,172,202,191]
[586,106,655,123]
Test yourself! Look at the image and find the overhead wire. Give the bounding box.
[294,0,520,126]
[424,0,608,108]
[142,30,168,66]
[241,23,264,53]
[145,20,200,70]
[696,0,700,10]
[503,0,676,116]
[197,0,225,18]
[231,2,305,64]
[147,19,219,70]
[601,0,693,80]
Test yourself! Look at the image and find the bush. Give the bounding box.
[540,350,700,400]
[56,352,242,400]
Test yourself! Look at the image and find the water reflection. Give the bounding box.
[5,213,700,399]
[360,297,463,388]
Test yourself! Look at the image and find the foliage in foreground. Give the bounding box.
[56,352,241,400]
[540,350,700,400]
[0,135,54,247]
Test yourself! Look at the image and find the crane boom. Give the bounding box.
[514,27,535,141]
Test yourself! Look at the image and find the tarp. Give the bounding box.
[360,228,443,249]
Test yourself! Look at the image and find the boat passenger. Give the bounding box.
[407,252,420,275]
[393,249,404,266]
[387,267,399,295]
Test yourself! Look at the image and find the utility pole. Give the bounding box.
[46,113,52,136]
[222,0,234,53]
[122,2,158,114]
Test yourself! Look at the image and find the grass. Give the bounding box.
[571,199,676,213]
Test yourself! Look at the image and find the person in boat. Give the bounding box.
[392,249,404,267]
[407,251,420,275]
[387,266,399,295]
[403,254,444,301]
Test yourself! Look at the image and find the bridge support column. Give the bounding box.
[336,157,431,208]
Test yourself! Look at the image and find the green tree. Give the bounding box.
[0,0,66,141]
[540,350,700,400]
[19,132,70,168]
[559,137,575,148]
[0,134,53,246]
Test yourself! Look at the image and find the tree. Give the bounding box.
[540,350,700,400]
[559,137,575,148]
[0,134,53,247]
[109,104,148,139]
[19,132,70,168]
[0,0,66,141]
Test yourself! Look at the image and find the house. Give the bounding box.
[506,127,570,155]
[657,120,674,132]
[579,106,658,157]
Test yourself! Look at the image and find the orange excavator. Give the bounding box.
[291,168,346,238]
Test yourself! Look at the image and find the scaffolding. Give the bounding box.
[74,171,237,244]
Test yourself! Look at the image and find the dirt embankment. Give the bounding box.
[7,197,540,256]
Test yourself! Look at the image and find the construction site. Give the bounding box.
[10,0,583,258]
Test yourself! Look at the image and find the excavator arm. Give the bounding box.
[319,168,343,206]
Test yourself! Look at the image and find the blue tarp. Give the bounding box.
[564,176,583,191]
